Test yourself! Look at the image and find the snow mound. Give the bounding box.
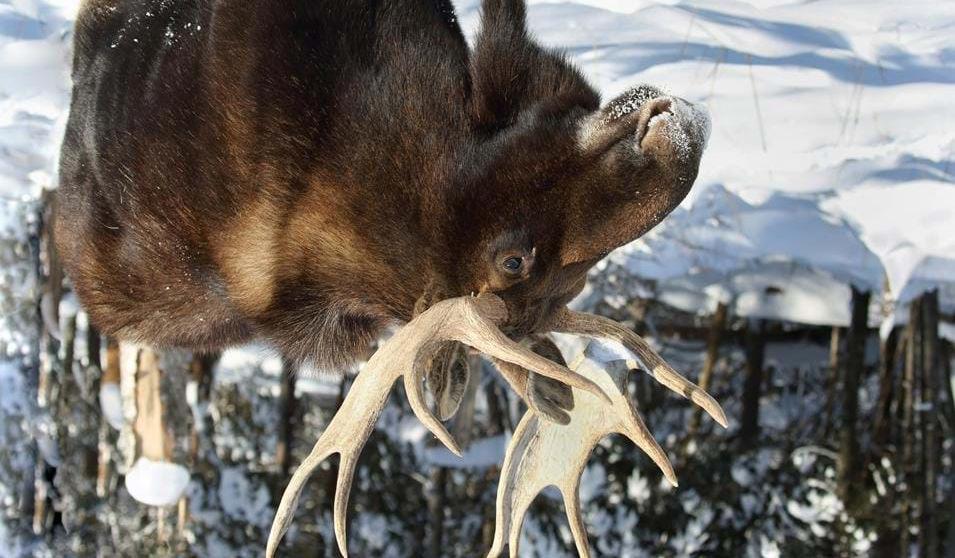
[124,457,190,507]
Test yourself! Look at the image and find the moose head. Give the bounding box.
[426,2,710,344]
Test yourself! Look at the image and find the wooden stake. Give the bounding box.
[740,318,766,447]
[871,326,899,452]
[134,348,171,462]
[97,339,120,498]
[276,358,298,475]
[940,340,955,558]
[426,467,448,558]
[920,291,939,558]
[900,298,921,557]
[823,326,843,437]
[838,287,870,509]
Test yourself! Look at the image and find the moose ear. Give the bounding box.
[480,0,527,28]
[560,85,711,266]
[470,0,598,129]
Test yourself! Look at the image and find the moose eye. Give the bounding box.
[502,256,524,274]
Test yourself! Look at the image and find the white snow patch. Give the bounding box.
[218,467,271,527]
[786,489,842,536]
[124,457,191,507]
[469,0,955,322]
[98,383,125,430]
[627,469,652,505]
[425,434,507,469]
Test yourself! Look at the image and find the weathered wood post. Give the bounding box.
[97,339,121,498]
[276,358,298,475]
[900,297,921,557]
[871,326,899,453]
[32,191,62,537]
[919,291,940,558]
[116,346,193,547]
[823,326,843,437]
[740,318,766,447]
[941,339,954,558]
[838,287,870,509]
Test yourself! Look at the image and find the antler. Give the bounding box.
[494,336,577,425]
[489,330,728,557]
[490,348,639,558]
[268,301,727,557]
[266,294,610,558]
[548,309,728,429]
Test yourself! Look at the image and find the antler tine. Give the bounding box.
[333,453,359,555]
[269,294,611,556]
[619,400,678,487]
[563,475,590,558]
[488,414,549,558]
[549,309,729,428]
[266,366,414,558]
[267,442,338,557]
[405,345,462,455]
[492,335,576,425]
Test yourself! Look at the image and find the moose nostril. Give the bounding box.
[648,99,672,119]
[638,98,673,147]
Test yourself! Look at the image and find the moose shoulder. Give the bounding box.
[55,0,709,371]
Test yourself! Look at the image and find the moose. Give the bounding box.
[56,0,725,555]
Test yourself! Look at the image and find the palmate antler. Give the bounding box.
[488,309,727,557]
[490,350,635,558]
[267,297,727,557]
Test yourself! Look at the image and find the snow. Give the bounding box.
[217,466,271,528]
[98,383,125,430]
[626,469,652,505]
[425,433,507,468]
[0,360,34,476]
[785,489,842,533]
[0,360,26,417]
[0,0,76,198]
[124,457,191,507]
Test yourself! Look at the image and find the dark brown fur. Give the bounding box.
[56,0,706,369]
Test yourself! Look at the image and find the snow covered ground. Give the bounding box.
[0,0,74,198]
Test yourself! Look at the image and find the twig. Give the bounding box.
[747,55,767,153]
